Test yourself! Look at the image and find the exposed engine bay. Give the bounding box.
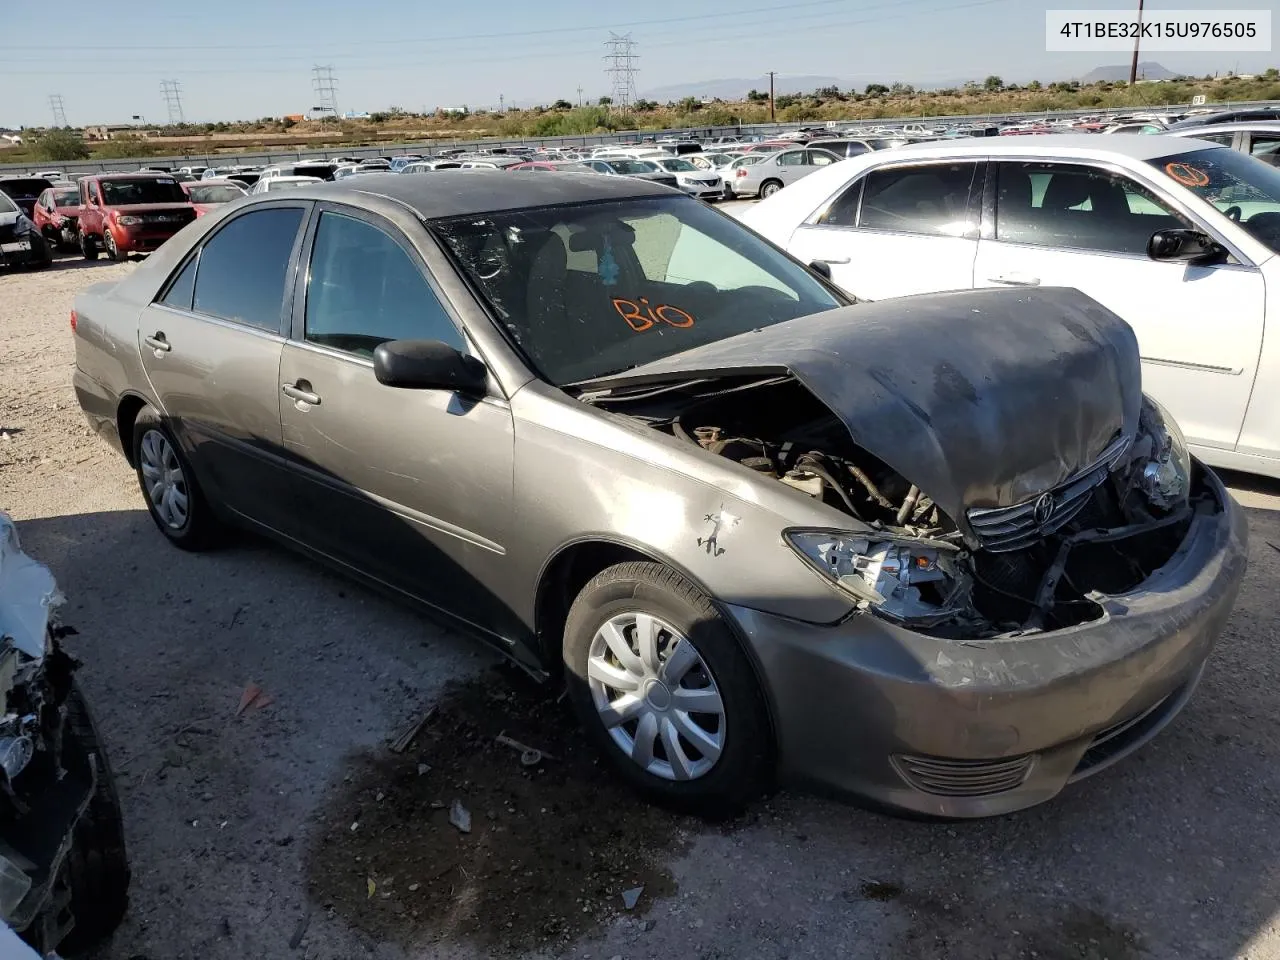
[587,375,1209,640]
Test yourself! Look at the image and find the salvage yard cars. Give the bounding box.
[0,513,130,953]
[70,172,1246,818]
[745,133,1280,480]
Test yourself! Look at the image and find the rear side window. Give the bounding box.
[161,255,198,310]
[858,162,980,236]
[192,207,305,331]
[304,211,463,357]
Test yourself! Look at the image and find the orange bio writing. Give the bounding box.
[612,297,696,332]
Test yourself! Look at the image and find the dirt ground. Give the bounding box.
[5,256,1280,960]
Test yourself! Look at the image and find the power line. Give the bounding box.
[312,64,339,118]
[11,0,1013,77]
[48,94,67,127]
[0,0,867,52]
[603,33,638,109]
[160,80,185,124]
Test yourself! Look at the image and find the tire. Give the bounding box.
[60,224,78,251]
[28,235,53,269]
[55,679,131,955]
[131,405,219,550]
[562,561,773,815]
[103,228,121,261]
[79,230,99,261]
[759,179,783,199]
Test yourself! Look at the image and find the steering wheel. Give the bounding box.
[1224,205,1242,222]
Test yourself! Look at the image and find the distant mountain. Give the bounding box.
[640,75,842,102]
[1078,61,1177,83]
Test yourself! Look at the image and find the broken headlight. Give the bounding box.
[1137,397,1191,509]
[785,529,968,624]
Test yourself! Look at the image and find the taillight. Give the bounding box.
[736,168,748,177]
[70,309,78,333]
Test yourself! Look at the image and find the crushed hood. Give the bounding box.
[587,287,1143,527]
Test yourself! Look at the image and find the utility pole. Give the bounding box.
[1128,0,1145,85]
[768,71,777,122]
[499,94,505,112]
[160,80,185,125]
[48,94,67,128]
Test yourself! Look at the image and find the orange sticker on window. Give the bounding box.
[1164,162,1210,187]
[612,297,696,332]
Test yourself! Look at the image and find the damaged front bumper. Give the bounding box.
[727,468,1248,817]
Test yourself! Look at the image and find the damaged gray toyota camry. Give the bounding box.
[71,172,1247,818]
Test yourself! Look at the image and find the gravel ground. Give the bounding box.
[4,256,1280,960]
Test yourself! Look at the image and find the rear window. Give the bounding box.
[187,184,244,204]
[0,178,52,199]
[53,189,80,207]
[292,164,334,180]
[100,178,188,205]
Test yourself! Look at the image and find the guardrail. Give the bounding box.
[3,99,1276,176]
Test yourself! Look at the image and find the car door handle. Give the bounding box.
[144,333,171,352]
[282,381,321,406]
[987,273,1040,286]
[813,256,851,265]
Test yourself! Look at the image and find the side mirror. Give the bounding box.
[373,339,488,394]
[808,260,833,280]
[1148,228,1227,265]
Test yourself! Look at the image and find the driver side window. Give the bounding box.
[304,211,464,358]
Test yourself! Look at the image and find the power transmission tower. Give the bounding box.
[603,33,639,109]
[312,65,340,119]
[48,94,67,128]
[160,80,185,125]
[577,85,584,107]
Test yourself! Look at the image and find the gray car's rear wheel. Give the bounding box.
[563,561,773,814]
[759,179,783,199]
[132,405,219,550]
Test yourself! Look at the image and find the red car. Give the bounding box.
[32,183,83,251]
[182,179,246,217]
[77,173,197,260]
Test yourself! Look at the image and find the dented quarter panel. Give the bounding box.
[587,287,1143,534]
[502,380,857,626]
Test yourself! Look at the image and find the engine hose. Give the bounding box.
[843,461,895,511]
[796,456,865,518]
[896,484,920,526]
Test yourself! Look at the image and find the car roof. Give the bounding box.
[85,171,177,180]
[292,169,672,217]
[858,132,1214,161]
[1168,120,1280,135]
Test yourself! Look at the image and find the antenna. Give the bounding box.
[160,80,185,124]
[48,94,67,128]
[312,65,340,119]
[603,33,639,109]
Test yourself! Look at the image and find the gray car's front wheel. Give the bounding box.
[563,561,773,814]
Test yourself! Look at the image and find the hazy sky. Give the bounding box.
[2,0,1275,127]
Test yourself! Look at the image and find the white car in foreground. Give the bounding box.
[743,133,1280,478]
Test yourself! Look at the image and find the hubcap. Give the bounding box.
[587,612,726,782]
[139,429,189,530]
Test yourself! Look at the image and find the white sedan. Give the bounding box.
[743,133,1280,478]
[648,157,723,199]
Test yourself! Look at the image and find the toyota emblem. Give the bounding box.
[1032,492,1055,527]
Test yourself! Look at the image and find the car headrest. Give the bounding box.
[1042,174,1094,211]
[567,220,636,252]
